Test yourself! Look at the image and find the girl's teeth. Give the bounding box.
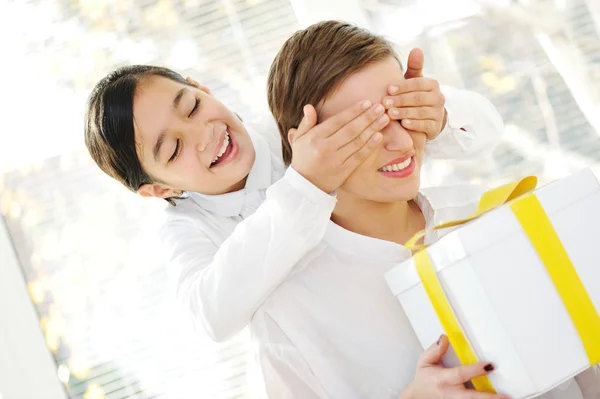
[213,133,230,162]
[380,157,412,172]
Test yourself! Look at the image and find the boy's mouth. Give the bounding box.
[378,156,412,172]
[378,154,416,178]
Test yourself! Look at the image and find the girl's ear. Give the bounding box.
[137,183,180,199]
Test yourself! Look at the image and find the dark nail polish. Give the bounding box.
[484,364,494,372]
[436,335,443,345]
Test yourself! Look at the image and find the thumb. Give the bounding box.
[418,335,449,367]
[296,104,318,139]
[404,48,425,79]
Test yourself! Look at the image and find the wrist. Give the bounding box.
[427,109,448,142]
[295,171,330,194]
[435,108,448,137]
[289,163,333,195]
[284,167,337,206]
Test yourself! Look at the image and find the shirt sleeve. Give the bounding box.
[424,85,505,160]
[160,167,336,342]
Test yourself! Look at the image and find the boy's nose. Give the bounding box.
[382,120,414,152]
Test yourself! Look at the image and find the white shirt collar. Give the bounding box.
[187,132,274,217]
[322,192,436,262]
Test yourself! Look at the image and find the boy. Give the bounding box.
[261,20,596,398]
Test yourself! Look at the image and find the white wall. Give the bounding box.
[0,217,67,399]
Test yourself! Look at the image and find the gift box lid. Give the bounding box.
[386,168,600,298]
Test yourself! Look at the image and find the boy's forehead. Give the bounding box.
[319,57,403,120]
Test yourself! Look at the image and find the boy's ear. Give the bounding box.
[186,77,212,94]
[287,128,298,145]
[137,183,180,199]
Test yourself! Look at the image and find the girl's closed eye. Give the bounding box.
[169,139,181,162]
[189,98,200,118]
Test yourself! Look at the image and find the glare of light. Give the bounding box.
[183,0,203,8]
[23,208,42,228]
[57,364,70,384]
[27,281,46,304]
[145,0,178,28]
[592,162,600,175]
[45,331,60,354]
[79,0,107,20]
[9,204,21,219]
[68,356,92,380]
[415,0,481,27]
[554,0,567,11]
[116,39,158,65]
[239,77,268,114]
[377,6,423,42]
[59,155,74,172]
[83,384,105,399]
[543,149,570,179]
[378,0,478,42]
[476,0,511,6]
[167,39,201,70]
[481,72,517,94]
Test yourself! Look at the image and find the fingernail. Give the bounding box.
[372,132,382,142]
[384,99,394,108]
[484,364,494,372]
[378,115,389,124]
[403,119,412,126]
[391,109,400,116]
[375,104,385,114]
[361,100,372,110]
[436,335,443,345]
[389,85,399,94]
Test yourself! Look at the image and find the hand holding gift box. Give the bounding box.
[385,168,600,398]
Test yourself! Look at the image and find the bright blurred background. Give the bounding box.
[0,0,599,398]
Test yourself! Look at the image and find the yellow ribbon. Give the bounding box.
[409,176,600,392]
[414,250,496,392]
[511,194,600,365]
[405,176,538,250]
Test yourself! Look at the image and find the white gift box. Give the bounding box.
[385,168,600,399]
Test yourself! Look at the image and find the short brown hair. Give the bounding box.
[267,20,401,165]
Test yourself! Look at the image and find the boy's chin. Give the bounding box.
[379,184,421,203]
[341,174,422,203]
[358,188,421,204]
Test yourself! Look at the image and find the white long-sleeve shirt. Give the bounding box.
[160,87,504,342]
[250,183,600,399]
